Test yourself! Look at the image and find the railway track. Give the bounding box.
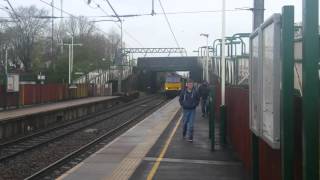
[0,95,155,162]
[0,95,166,180]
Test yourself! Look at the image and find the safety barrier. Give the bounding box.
[73,66,133,84]
[0,83,112,110]
[212,55,250,85]
[212,39,319,94]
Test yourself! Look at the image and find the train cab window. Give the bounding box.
[166,76,180,83]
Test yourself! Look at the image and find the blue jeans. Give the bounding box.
[182,109,196,140]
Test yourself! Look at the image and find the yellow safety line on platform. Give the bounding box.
[147,115,182,180]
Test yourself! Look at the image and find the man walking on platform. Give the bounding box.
[179,81,200,142]
[198,81,210,117]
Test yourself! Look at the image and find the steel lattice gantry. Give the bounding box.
[122,48,187,57]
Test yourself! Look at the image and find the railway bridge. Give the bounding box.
[137,56,203,92]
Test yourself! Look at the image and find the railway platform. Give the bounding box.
[0,96,118,122]
[0,96,121,140]
[58,97,246,180]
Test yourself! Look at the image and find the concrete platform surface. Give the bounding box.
[130,106,246,180]
[57,97,180,180]
[0,96,118,121]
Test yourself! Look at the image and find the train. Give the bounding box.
[163,73,186,98]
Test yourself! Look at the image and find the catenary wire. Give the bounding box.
[91,0,144,47]
[158,0,182,53]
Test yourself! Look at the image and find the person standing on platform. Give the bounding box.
[198,81,210,117]
[179,80,200,142]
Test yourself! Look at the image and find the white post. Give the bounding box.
[203,56,205,81]
[60,0,64,53]
[118,20,123,93]
[221,0,226,105]
[60,0,63,22]
[51,0,54,57]
[5,49,8,76]
[68,44,71,85]
[71,36,74,72]
[59,36,82,85]
[200,33,209,82]
[206,37,209,83]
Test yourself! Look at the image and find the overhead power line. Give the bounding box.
[4,0,22,23]
[90,0,144,47]
[101,0,145,48]
[158,0,182,52]
[39,0,109,36]
[0,8,242,20]
[103,0,121,22]
[82,9,240,18]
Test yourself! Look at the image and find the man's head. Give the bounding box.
[186,80,193,90]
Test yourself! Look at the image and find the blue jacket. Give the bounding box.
[179,88,200,109]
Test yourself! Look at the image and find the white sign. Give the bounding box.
[249,14,281,149]
[249,33,261,136]
[7,74,19,92]
[261,15,281,149]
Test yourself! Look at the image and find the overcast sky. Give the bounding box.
[0,0,304,55]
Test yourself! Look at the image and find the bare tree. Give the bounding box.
[7,6,49,72]
[63,16,95,38]
[106,29,120,63]
[0,22,16,71]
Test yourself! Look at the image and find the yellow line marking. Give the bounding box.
[147,115,182,180]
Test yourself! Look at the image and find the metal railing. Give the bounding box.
[211,42,319,94]
[212,55,250,85]
[73,66,133,85]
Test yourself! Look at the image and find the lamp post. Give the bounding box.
[118,19,123,93]
[200,33,209,83]
[3,48,8,109]
[4,49,8,77]
[59,36,82,86]
[221,0,226,106]
[220,0,227,145]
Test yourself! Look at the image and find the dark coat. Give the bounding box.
[179,88,200,109]
[198,84,210,99]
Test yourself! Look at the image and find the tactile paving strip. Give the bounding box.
[106,99,180,180]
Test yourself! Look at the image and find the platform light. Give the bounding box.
[221,0,226,105]
[200,33,209,83]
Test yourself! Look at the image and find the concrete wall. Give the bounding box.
[0,97,122,141]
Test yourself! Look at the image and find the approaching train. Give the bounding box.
[163,73,186,97]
